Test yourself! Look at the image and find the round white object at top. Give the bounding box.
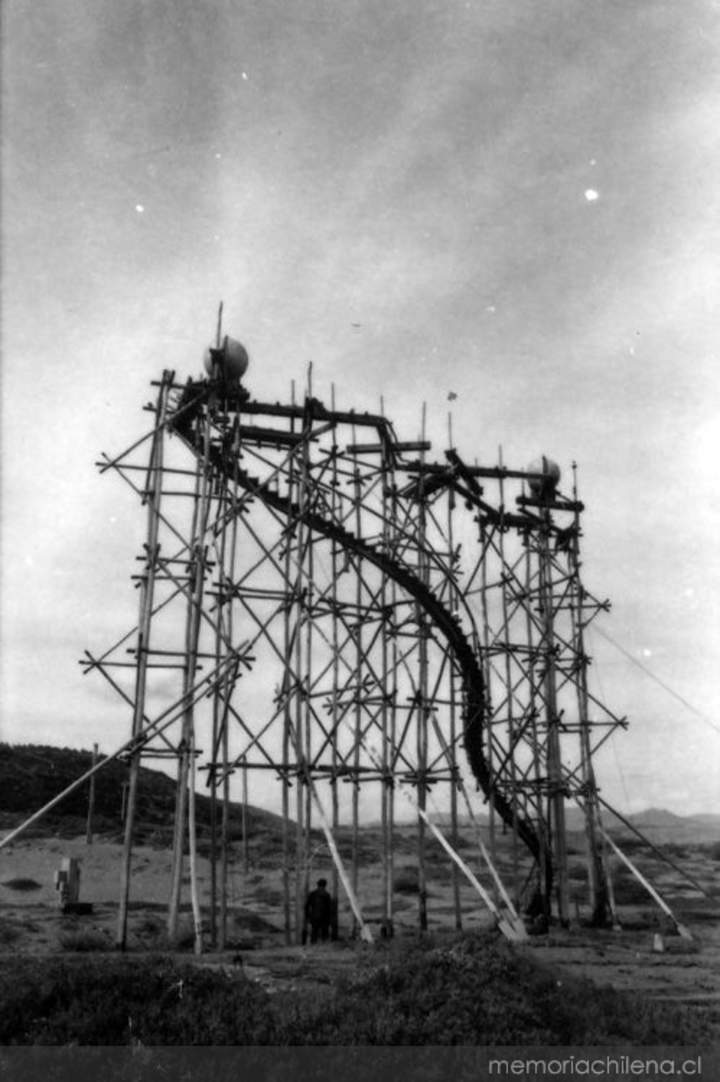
[527,456,561,495]
[203,335,249,381]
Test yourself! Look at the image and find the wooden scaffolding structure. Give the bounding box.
[83,363,626,950]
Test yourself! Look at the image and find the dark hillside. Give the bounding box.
[0,743,284,850]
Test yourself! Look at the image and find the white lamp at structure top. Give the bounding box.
[203,336,249,381]
[527,456,561,498]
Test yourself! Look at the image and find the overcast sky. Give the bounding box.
[2,0,719,816]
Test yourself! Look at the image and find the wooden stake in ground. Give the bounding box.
[86,742,98,845]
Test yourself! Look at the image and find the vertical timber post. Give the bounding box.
[168,394,212,947]
[281,395,296,945]
[380,407,394,936]
[538,503,570,926]
[351,425,363,933]
[570,463,609,926]
[446,421,462,930]
[302,387,314,931]
[416,403,429,932]
[497,456,521,908]
[116,370,171,950]
[86,742,98,845]
[329,386,340,938]
[523,529,550,918]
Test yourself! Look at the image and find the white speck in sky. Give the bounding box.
[584,189,599,202]
[486,304,496,314]
[629,346,636,356]
[241,72,249,80]
[135,204,145,214]
[589,158,597,166]
[642,648,652,658]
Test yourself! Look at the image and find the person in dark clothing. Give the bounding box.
[305,878,333,943]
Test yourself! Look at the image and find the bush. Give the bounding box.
[703,841,720,862]
[0,920,22,946]
[277,933,708,1045]
[59,929,113,952]
[1,877,42,892]
[0,934,708,1046]
[0,956,277,1045]
[393,868,419,894]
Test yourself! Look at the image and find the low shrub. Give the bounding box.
[0,920,22,946]
[277,933,708,1046]
[1,877,42,892]
[393,868,419,894]
[59,929,113,952]
[0,956,277,1045]
[134,914,164,940]
[0,933,708,1046]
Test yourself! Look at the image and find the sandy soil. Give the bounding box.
[2,831,719,1033]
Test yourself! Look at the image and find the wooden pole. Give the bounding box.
[220,419,240,951]
[417,809,526,942]
[538,506,570,925]
[477,514,500,901]
[302,392,314,931]
[330,386,341,934]
[188,729,203,954]
[569,463,609,926]
[601,830,692,938]
[416,402,429,933]
[85,743,98,845]
[445,456,462,930]
[524,532,550,916]
[281,395,296,945]
[388,439,399,932]
[307,771,373,942]
[351,426,362,933]
[116,373,170,949]
[497,456,522,909]
[380,405,393,934]
[241,757,249,875]
[168,400,211,946]
[1,654,236,853]
[209,465,231,947]
[290,380,307,944]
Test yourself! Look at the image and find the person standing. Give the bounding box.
[305,878,333,943]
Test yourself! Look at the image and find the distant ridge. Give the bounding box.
[427,805,720,845]
[3,744,718,849]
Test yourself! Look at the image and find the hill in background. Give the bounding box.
[0,743,285,852]
[2,743,719,852]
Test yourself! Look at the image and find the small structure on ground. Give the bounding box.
[54,856,93,915]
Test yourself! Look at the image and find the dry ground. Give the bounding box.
[2,827,720,1032]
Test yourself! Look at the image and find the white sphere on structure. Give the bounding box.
[527,455,561,497]
[203,335,249,381]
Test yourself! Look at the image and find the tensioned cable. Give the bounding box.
[587,624,718,898]
[591,624,720,737]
